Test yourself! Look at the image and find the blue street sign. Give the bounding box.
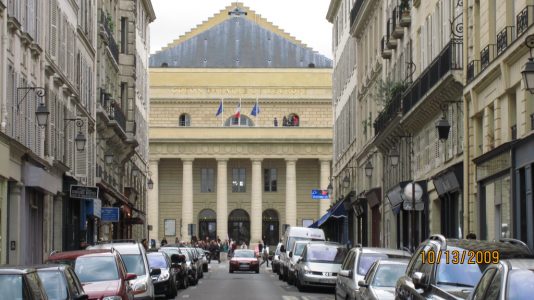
[101,207,120,222]
[311,189,330,200]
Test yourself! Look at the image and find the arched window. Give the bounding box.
[161,62,168,68]
[198,209,216,240]
[179,114,191,126]
[224,115,254,127]
[285,113,300,127]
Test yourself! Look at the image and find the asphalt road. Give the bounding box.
[171,261,335,300]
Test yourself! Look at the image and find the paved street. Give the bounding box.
[171,262,335,300]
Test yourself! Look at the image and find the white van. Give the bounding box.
[278,227,325,282]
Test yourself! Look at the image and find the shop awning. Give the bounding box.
[309,198,347,228]
[97,181,132,207]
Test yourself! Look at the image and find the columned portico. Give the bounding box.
[250,158,263,244]
[182,158,194,241]
[319,160,331,217]
[285,158,297,227]
[216,158,228,241]
[147,159,160,242]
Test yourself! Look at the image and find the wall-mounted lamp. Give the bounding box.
[522,34,534,94]
[17,87,49,128]
[65,118,86,152]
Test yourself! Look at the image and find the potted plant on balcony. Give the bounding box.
[400,0,411,27]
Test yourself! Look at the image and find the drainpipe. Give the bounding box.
[1,7,7,132]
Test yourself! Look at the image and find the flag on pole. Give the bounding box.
[215,99,223,116]
[233,101,241,119]
[251,98,260,116]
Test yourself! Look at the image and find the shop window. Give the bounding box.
[179,114,191,127]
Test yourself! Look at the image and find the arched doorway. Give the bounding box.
[228,209,250,245]
[262,209,279,247]
[198,209,216,240]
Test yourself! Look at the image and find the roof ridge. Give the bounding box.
[153,2,323,56]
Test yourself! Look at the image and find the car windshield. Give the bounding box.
[37,270,68,300]
[234,250,255,258]
[307,245,348,263]
[287,237,323,253]
[507,269,534,299]
[372,263,408,287]
[121,254,147,276]
[75,256,119,282]
[294,243,306,256]
[0,274,23,299]
[436,248,487,287]
[358,253,389,275]
[148,254,168,269]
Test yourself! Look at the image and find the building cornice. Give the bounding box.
[142,0,157,22]
[326,0,342,23]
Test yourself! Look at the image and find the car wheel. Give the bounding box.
[229,269,234,273]
[255,268,259,274]
[278,270,283,280]
[296,276,306,292]
[203,264,208,272]
[283,268,288,281]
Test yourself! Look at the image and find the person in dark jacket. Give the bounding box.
[160,238,168,247]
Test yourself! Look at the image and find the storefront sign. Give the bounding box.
[86,199,102,218]
[70,185,99,199]
[101,207,120,222]
[311,189,330,200]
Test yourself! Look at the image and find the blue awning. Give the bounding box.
[308,198,347,228]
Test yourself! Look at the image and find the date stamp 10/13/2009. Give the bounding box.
[420,250,500,264]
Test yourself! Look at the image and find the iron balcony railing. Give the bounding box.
[350,0,365,28]
[402,40,463,114]
[373,91,403,135]
[511,125,517,140]
[480,44,496,70]
[467,60,480,83]
[517,6,534,36]
[110,103,127,132]
[497,26,515,55]
[100,10,119,63]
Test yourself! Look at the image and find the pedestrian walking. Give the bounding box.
[258,240,263,258]
[282,116,288,126]
[273,117,278,127]
[161,238,168,247]
[260,246,269,267]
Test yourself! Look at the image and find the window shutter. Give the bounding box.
[66,108,74,169]
[75,117,88,178]
[49,0,57,58]
[88,132,95,186]
[35,0,40,43]
[58,101,64,163]
[48,91,56,159]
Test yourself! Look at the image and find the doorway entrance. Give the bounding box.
[228,209,250,245]
[199,209,217,240]
[262,209,279,247]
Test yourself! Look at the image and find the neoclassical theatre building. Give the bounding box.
[147,3,333,247]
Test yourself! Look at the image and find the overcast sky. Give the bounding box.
[149,0,333,58]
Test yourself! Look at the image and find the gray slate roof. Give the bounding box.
[150,15,332,68]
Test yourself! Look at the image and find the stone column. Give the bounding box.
[147,159,160,244]
[181,158,194,241]
[216,158,228,241]
[319,160,331,217]
[285,158,297,227]
[250,158,263,245]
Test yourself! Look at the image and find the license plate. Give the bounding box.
[239,263,248,268]
[323,272,331,276]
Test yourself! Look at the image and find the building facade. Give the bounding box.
[464,0,534,250]
[0,0,154,264]
[148,3,333,247]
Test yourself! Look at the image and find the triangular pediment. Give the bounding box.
[150,2,332,68]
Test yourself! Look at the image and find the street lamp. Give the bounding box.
[66,118,87,152]
[35,102,50,128]
[389,146,400,167]
[327,181,333,196]
[342,174,350,189]
[17,87,49,128]
[522,34,534,94]
[132,166,140,177]
[104,151,114,164]
[364,160,373,177]
[147,177,154,190]
[436,116,451,141]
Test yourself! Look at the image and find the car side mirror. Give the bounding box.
[125,273,137,281]
[75,294,89,300]
[297,258,302,264]
[150,268,161,276]
[280,246,286,253]
[412,272,426,289]
[358,280,368,288]
[289,251,293,258]
[339,269,353,278]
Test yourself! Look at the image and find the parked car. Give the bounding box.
[229,249,260,273]
[195,247,209,272]
[356,259,408,300]
[279,227,325,282]
[88,240,159,299]
[147,252,178,299]
[49,249,137,300]
[335,246,411,300]
[179,247,203,280]
[396,235,534,300]
[35,264,88,300]
[272,243,283,274]
[287,240,309,284]
[158,247,189,289]
[294,242,348,291]
[0,266,48,299]
[161,245,200,286]
[468,258,534,300]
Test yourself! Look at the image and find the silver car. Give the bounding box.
[294,242,348,291]
[272,243,282,274]
[335,247,411,300]
[287,241,309,284]
[356,259,408,300]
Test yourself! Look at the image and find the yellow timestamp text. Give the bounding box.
[420,250,499,264]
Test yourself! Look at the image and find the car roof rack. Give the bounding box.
[498,238,533,255]
[428,234,447,248]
